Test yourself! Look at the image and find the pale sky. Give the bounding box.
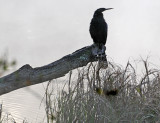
[0,0,160,67]
[0,0,160,121]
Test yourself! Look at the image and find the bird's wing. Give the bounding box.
[89,20,98,43]
[102,22,108,44]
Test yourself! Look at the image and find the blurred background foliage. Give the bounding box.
[0,52,16,76]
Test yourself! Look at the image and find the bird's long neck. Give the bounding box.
[93,13,103,18]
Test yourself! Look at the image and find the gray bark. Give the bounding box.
[0,44,106,95]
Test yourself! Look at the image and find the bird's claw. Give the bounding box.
[97,53,107,61]
[92,44,107,61]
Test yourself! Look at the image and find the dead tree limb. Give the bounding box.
[0,44,106,95]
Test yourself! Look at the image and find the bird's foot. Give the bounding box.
[97,53,107,61]
[92,44,107,61]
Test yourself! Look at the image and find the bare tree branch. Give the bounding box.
[0,45,105,95]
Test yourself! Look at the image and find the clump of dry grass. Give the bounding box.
[45,59,160,123]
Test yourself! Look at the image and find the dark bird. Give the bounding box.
[89,8,113,51]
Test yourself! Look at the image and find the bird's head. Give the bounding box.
[94,8,113,17]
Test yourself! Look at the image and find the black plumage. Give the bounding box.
[89,8,113,49]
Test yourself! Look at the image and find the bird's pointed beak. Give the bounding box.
[105,8,113,10]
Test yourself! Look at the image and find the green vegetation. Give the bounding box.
[45,59,160,123]
[0,52,16,76]
[0,52,17,123]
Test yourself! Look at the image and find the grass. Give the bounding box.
[45,58,160,123]
[1,58,160,122]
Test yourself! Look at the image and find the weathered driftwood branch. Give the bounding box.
[0,44,106,95]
